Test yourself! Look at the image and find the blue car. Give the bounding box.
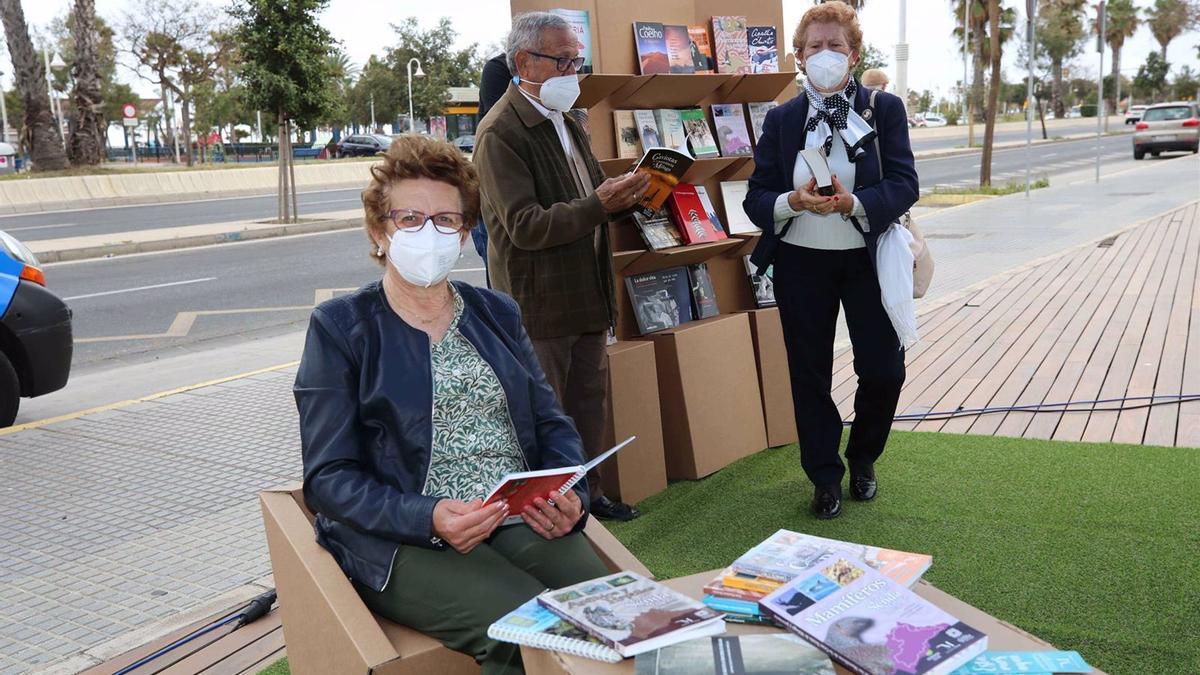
[0,231,72,426]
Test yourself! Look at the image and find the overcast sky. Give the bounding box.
[5,0,1199,102]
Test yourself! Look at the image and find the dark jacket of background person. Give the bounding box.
[478,53,512,121]
[294,280,590,592]
[474,83,616,339]
[745,85,918,273]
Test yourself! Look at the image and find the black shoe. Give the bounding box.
[590,496,641,521]
[811,485,842,520]
[849,465,877,501]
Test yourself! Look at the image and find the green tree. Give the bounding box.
[1172,64,1199,100]
[851,42,887,80]
[348,55,400,131]
[384,17,484,131]
[65,0,104,164]
[1038,0,1087,119]
[906,89,934,112]
[951,0,1017,123]
[230,0,341,223]
[0,0,69,169]
[1100,0,1139,112]
[1133,51,1171,100]
[1144,0,1199,60]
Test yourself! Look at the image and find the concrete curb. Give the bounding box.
[34,216,361,263]
[912,130,1125,160]
[916,193,996,206]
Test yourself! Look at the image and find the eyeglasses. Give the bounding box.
[387,209,467,234]
[526,51,585,73]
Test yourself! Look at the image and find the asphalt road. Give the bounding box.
[907,118,1125,151]
[917,132,1139,191]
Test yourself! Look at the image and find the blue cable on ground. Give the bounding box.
[839,393,1200,425]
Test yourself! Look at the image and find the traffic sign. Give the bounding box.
[123,117,139,127]
[121,103,137,119]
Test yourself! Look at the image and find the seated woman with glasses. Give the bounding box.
[294,134,610,675]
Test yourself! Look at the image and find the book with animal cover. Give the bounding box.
[538,571,726,659]
[702,567,772,601]
[629,147,695,219]
[633,109,663,151]
[680,108,718,158]
[663,25,696,74]
[667,183,726,244]
[613,110,644,159]
[759,557,987,675]
[653,109,688,153]
[687,263,719,319]
[551,9,593,74]
[634,22,670,75]
[744,255,776,308]
[625,267,694,335]
[634,634,834,675]
[746,101,778,144]
[733,528,933,588]
[482,437,635,526]
[687,25,715,73]
[711,103,753,157]
[633,209,684,251]
[488,597,622,663]
[747,26,778,73]
[719,180,759,234]
[694,185,725,234]
[711,16,751,75]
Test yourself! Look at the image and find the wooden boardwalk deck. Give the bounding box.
[833,201,1200,447]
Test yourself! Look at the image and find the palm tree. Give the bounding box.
[1144,0,1199,60]
[0,0,69,170]
[1038,0,1087,119]
[981,0,1002,186]
[817,0,867,8]
[951,0,1014,123]
[1100,0,1139,112]
[69,0,105,165]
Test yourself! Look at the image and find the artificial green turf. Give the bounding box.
[257,657,289,675]
[604,431,1200,675]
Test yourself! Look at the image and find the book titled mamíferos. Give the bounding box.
[634,22,671,75]
[760,558,987,675]
[629,147,695,219]
[538,571,726,658]
[488,597,622,663]
[634,634,834,675]
[625,267,694,335]
[733,529,933,588]
[711,16,751,75]
[551,9,593,74]
[747,26,778,73]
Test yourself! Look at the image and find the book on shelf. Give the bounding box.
[759,557,987,675]
[537,571,726,659]
[747,101,778,144]
[633,109,663,151]
[712,16,751,75]
[634,22,671,75]
[694,185,725,234]
[551,9,593,74]
[687,263,719,319]
[680,108,719,158]
[719,180,759,234]
[633,209,684,251]
[711,103,753,157]
[687,25,715,74]
[744,255,776,308]
[663,25,696,74]
[629,147,695,219]
[668,183,727,244]
[634,634,834,675]
[653,109,688,154]
[613,110,644,159]
[747,26,778,73]
[482,437,636,526]
[625,267,694,335]
[488,597,622,663]
[733,528,933,588]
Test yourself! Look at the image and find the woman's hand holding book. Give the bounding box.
[522,489,583,540]
[432,499,510,554]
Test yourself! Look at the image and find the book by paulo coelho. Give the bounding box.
[760,558,987,675]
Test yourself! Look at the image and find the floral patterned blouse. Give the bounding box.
[422,287,526,501]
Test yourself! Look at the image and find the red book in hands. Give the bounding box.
[669,183,728,244]
[482,437,636,526]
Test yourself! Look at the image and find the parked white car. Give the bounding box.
[918,112,948,127]
[1124,104,1147,125]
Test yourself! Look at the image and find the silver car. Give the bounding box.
[1132,102,1200,159]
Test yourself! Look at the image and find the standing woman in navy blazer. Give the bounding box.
[743,2,918,520]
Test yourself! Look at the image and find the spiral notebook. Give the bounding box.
[487,597,623,663]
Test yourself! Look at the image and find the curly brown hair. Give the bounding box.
[361,135,479,266]
[792,2,863,57]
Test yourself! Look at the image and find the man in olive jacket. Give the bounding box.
[475,11,648,521]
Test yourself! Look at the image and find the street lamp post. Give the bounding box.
[895,0,909,109]
[407,58,425,134]
[370,93,376,132]
[43,49,67,144]
[0,68,9,145]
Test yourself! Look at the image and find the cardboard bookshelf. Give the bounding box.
[509,0,798,485]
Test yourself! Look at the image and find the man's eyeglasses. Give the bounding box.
[526,51,585,73]
[387,209,466,234]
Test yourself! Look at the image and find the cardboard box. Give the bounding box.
[522,569,1108,675]
[603,341,668,505]
[743,308,799,448]
[649,314,767,480]
[260,484,653,675]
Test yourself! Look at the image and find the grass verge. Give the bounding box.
[932,177,1050,196]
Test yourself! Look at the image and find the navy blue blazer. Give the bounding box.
[744,82,919,273]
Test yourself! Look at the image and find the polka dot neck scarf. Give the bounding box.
[803,77,870,162]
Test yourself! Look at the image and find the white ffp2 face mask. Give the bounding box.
[519,74,581,112]
[805,50,851,91]
[385,223,462,288]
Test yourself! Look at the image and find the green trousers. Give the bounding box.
[356,524,611,675]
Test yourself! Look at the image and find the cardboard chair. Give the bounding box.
[261,484,653,675]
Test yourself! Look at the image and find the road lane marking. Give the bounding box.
[62,277,217,301]
[6,223,79,232]
[303,198,362,206]
[0,186,360,220]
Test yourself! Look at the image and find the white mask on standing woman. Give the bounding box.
[804,49,851,91]
[385,221,463,288]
